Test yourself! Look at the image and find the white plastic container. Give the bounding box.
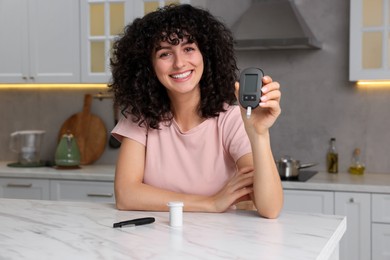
[167,201,184,227]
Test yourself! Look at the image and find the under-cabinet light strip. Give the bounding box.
[357,81,390,88]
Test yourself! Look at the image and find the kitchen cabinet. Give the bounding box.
[283,189,334,214]
[1,0,205,84]
[80,0,144,83]
[335,192,371,260]
[80,0,203,83]
[372,194,390,260]
[0,0,80,83]
[283,188,376,260]
[349,0,390,81]
[0,176,114,203]
[0,163,115,203]
[282,172,390,260]
[0,178,50,200]
[50,180,114,203]
[372,224,390,260]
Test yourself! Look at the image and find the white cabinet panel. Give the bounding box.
[335,192,371,260]
[0,178,50,200]
[283,189,334,214]
[372,194,390,224]
[80,0,143,83]
[0,0,80,83]
[50,180,114,203]
[0,1,29,82]
[29,0,80,83]
[349,0,390,81]
[372,223,390,260]
[372,194,390,260]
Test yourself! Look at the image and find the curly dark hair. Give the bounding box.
[109,4,238,129]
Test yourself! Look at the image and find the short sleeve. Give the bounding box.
[111,116,148,146]
[219,105,252,162]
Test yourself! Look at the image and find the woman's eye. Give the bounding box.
[158,52,170,58]
[185,47,195,52]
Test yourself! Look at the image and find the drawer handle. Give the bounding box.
[87,193,113,198]
[7,183,33,188]
[349,198,354,203]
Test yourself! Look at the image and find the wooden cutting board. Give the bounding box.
[58,94,107,165]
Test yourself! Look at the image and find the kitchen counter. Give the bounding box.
[0,162,115,181]
[2,162,390,193]
[282,171,390,193]
[0,198,345,260]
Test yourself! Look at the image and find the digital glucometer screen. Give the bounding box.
[245,74,258,92]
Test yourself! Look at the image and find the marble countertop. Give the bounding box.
[282,171,390,193]
[2,161,390,193]
[0,198,345,260]
[0,162,115,181]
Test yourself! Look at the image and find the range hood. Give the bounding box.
[231,0,322,50]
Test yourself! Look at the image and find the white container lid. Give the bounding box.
[167,201,184,207]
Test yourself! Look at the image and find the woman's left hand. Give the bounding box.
[235,76,281,136]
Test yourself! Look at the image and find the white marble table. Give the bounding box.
[0,198,345,260]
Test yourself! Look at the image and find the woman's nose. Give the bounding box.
[173,54,185,69]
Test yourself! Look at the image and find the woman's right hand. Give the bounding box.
[210,166,254,212]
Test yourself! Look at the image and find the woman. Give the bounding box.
[110,4,283,218]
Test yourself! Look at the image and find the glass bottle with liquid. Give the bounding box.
[348,148,365,175]
[327,138,338,173]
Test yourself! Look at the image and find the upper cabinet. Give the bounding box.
[80,0,196,83]
[80,0,144,83]
[350,0,390,81]
[0,0,80,83]
[0,0,203,84]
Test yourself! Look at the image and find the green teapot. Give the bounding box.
[55,132,81,167]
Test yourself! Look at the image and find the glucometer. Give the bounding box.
[238,67,264,118]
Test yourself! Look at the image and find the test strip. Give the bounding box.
[246,106,252,119]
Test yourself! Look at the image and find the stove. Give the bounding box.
[280,170,318,182]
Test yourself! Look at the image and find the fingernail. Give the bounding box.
[260,96,267,101]
[261,87,268,93]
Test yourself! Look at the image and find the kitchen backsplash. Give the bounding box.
[1,0,390,173]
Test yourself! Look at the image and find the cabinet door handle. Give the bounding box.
[7,183,33,188]
[87,193,113,198]
[349,198,354,203]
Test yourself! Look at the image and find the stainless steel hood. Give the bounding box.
[231,0,322,50]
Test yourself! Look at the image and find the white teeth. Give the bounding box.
[171,71,191,79]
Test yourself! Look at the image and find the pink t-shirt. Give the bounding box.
[111,105,252,196]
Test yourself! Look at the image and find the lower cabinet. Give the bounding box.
[335,192,371,260]
[50,180,114,203]
[372,194,390,260]
[372,224,390,260]
[0,177,114,203]
[283,189,374,260]
[0,178,50,200]
[283,189,334,214]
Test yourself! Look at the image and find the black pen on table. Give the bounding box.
[113,217,155,228]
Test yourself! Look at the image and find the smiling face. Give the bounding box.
[152,37,204,97]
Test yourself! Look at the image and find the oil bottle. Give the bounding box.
[348,148,365,175]
[327,138,338,173]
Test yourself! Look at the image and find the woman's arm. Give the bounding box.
[235,76,284,218]
[114,138,254,212]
